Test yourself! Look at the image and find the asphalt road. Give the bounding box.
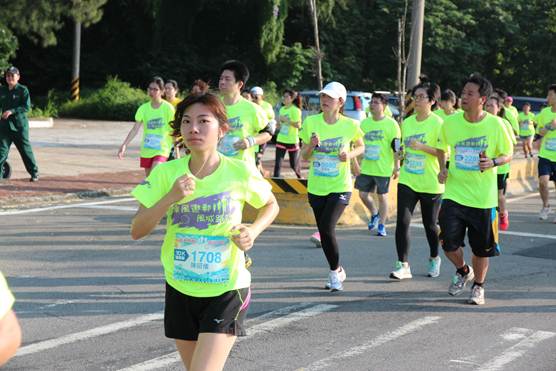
[0,192,555,370]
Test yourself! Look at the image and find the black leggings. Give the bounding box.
[395,183,441,262]
[308,192,350,270]
[274,146,301,178]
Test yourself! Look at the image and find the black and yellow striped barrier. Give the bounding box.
[266,177,308,194]
[71,78,80,101]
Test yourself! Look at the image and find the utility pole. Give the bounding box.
[407,0,424,89]
[308,0,323,90]
[71,21,81,101]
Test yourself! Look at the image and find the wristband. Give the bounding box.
[247,136,255,148]
[492,158,498,167]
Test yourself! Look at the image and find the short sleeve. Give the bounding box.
[438,123,448,151]
[299,117,311,143]
[351,121,364,142]
[135,104,144,123]
[243,165,272,209]
[253,104,268,132]
[131,165,170,208]
[0,272,15,319]
[290,107,302,123]
[496,120,514,157]
[166,104,175,123]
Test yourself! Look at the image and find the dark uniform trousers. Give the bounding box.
[0,83,38,178]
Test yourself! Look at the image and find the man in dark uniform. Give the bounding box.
[0,66,39,181]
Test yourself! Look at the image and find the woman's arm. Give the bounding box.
[118,121,143,159]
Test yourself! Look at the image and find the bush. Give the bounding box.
[58,77,148,121]
[28,90,65,118]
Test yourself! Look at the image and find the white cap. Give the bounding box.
[250,86,264,96]
[319,81,347,102]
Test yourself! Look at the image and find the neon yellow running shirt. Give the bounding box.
[536,107,556,162]
[518,111,535,137]
[399,113,445,194]
[360,116,400,177]
[300,113,363,195]
[135,100,175,158]
[440,112,513,208]
[131,154,272,297]
[277,105,302,144]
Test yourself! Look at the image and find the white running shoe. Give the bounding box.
[389,261,412,280]
[468,285,485,305]
[326,267,346,291]
[428,256,441,278]
[539,206,551,220]
[448,267,475,296]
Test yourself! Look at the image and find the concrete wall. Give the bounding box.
[244,157,540,226]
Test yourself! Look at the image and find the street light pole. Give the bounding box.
[407,0,424,89]
[308,0,323,90]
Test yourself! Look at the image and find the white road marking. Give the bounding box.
[476,330,556,371]
[300,316,441,371]
[411,223,556,240]
[499,327,532,341]
[78,205,137,211]
[0,197,136,215]
[16,312,163,356]
[117,304,338,371]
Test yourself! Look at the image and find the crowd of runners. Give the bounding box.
[1,59,555,370]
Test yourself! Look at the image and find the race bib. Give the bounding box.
[545,138,556,151]
[173,233,231,284]
[520,120,530,131]
[143,134,163,150]
[280,124,289,136]
[404,152,425,174]
[364,145,380,160]
[455,146,482,171]
[218,134,241,157]
[312,153,340,177]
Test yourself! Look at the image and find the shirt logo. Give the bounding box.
[172,192,235,230]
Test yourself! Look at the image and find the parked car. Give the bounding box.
[299,90,372,121]
[510,96,548,114]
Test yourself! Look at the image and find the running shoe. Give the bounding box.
[539,206,551,220]
[327,267,346,292]
[468,285,485,305]
[499,211,509,231]
[244,252,253,269]
[427,256,441,278]
[310,231,321,247]
[389,261,412,280]
[368,213,379,231]
[376,224,387,237]
[448,267,475,296]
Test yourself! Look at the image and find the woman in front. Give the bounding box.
[391,82,445,280]
[300,82,364,292]
[130,93,279,371]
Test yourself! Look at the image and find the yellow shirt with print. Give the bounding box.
[360,116,400,177]
[300,113,363,196]
[440,111,513,209]
[536,107,556,162]
[131,154,272,297]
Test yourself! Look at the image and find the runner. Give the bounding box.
[355,92,400,237]
[164,80,182,107]
[130,93,279,371]
[218,60,273,268]
[241,90,252,101]
[485,95,517,231]
[536,84,556,222]
[518,102,536,158]
[250,86,276,175]
[118,77,175,176]
[300,81,364,291]
[0,270,21,367]
[434,89,458,121]
[438,74,513,305]
[217,61,272,167]
[495,89,519,136]
[391,82,445,280]
[164,79,183,161]
[274,89,302,178]
[191,79,209,95]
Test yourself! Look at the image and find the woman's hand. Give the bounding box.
[169,175,195,203]
[117,144,126,160]
[231,224,255,251]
